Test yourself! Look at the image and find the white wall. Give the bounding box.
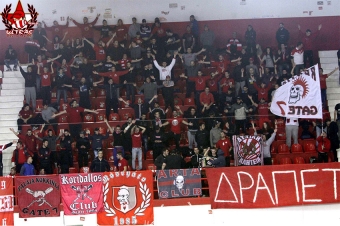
[13,202,340,225]
[1,0,340,30]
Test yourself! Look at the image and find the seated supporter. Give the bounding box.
[4,45,18,71]
[17,104,34,132]
[317,132,331,163]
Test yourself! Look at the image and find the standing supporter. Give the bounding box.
[37,63,53,105]
[10,128,38,169]
[150,126,166,161]
[162,150,185,170]
[17,104,34,132]
[90,150,110,172]
[200,25,215,54]
[259,47,275,73]
[43,18,69,39]
[275,23,290,47]
[83,34,116,62]
[54,67,71,106]
[107,40,126,62]
[152,52,178,81]
[0,141,15,176]
[20,156,35,176]
[70,14,100,59]
[215,132,232,166]
[51,99,99,139]
[128,17,141,39]
[319,67,338,107]
[33,22,47,48]
[195,122,209,151]
[54,58,72,78]
[41,103,58,134]
[140,19,151,41]
[76,131,90,171]
[38,139,52,174]
[136,77,158,107]
[131,125,146,170]
[219,71,235,103]
[225,97,248,134]
[298,24,322,67]
[162,110,183,150]
[277,44,291,75]
[119,97,148,120]
[11,141,32,174]
[162,75,175,110]
[86,127,109,158]
[233,61,246,97]
[189,15,199,39]
[25,36,43,62]
[92,19,114,39]
[210,120,222,148]
[227,32,242,54]
[199,87,215,114]
[325,119,339,162]
[155,148,169,170]
[291,42,304,75]
[117,152,128,172]
[185,70,209,106]
[115,19,128,46]
[253,123,277,165]
[18,63,37,110]
[4,45,18,71]
[183,107,200,150]
[59,129,73,173]
[245,25,256,56]
[191,147,203,168]
[105,121,125,166]
[182,26,196,52]
[316,132,331,163]
[129,41,144,69]
[35,128,60,170]
[285,117,299,148]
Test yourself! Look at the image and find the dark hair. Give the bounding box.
[42,139,48,143]
[117,152,123,156]
[297,41,303,47]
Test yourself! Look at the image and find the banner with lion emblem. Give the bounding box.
[97,171,154,225]
[270,64,322,119]
[233,135,263,166]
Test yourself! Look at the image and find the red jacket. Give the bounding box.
[316,136,331,153]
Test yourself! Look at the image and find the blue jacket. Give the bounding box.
[20,163,35,176]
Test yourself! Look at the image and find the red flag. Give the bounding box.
[16,175,60,218]
[97,171,154,225]
[0,177,14,226]
[59,173,103,215]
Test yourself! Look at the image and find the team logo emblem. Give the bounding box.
[1,0,38,36]
[112,186,136,214]
[288,77,309,104]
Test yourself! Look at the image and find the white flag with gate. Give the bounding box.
[270,64,322,119]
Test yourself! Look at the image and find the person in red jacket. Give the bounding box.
[316,132,331,163]
[215,132,232,166]
[253,81,272,102]
[11,141,32,173]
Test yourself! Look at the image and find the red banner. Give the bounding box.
[157,169,202,198]
[97,171,154,225]
[206,162,340,208]
[0,177,14,226]
[16,175,60,217]
[59,173,103,215]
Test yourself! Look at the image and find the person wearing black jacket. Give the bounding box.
[206,149,226,167]
[54,67,71,106]
[150,126,166,161]
[90,150,110,172]
[19,62,37,110]
[97,78,125,118]
[76,131,91,171]
[121,62,136,104]
[183,107,200,150]
[4,45,18,71]
[38,139,52,174]
[87,127,109,158]
[162,150,186,169]
[154,148,169,170]
[195,122,209,151]
[59,129,73,173]
[191,147,203,168]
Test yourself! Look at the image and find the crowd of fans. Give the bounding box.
[3,14,340,176]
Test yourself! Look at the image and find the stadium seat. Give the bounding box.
[97,89,106,97]
[184,98,195,105]
[275,119,285,128]
[146,150,153,160]
[83,113,95,122]
[276,132,286,141]
[272,158,279,165]
[280,157,292,164]
[72,89,80,98]
[58,115,68,123]
[118,108,135,120]
[96,113,106,122]
[109,113,120,121]
[69,167,77,174]
[293,156,306,164]
[291,143,303,153]
[277,144,290,154]
[147,164,156,171]
[80,167,90,173]
[174,97,183,106]
[304,142,316,153]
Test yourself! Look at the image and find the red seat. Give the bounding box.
[293,156,306,164]
[277,144,290,154]
[83,113,95,122]
[69,167,77,174]
[146,150,153,160]
[58,115,68,123]
[109,113,120,121]
[174,98,183,106]
[276,132,286,141]
[280,157,292,164]
[80,167,90,173]
[96,98,106,109]
[291,143,303,153]
[96,113,106,122]
[118,108,135,120]
[96,89,106,97]
[184,98,195,105]
[304,142,316,153]
[72,89,80,98]
[147,164,156,171]
[275,119,285,128]
[272,158,279,165]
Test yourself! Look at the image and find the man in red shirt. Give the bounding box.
[52,99,99,139]
[130,124,146,170]
[200,87,215,114]
[83,33,116,62]
[253,81,272,102]
[316,132,331,163]
[38,63,53,105]
[117,152,128,172]
[162,110,183,150]
[215,132,232,166]
[11,141,32,173]
[319,67,338,107]
[298,24,322,67]
[93,66,131,84]
[249,96,271,127]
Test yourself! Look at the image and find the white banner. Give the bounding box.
[270,65,322,119]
